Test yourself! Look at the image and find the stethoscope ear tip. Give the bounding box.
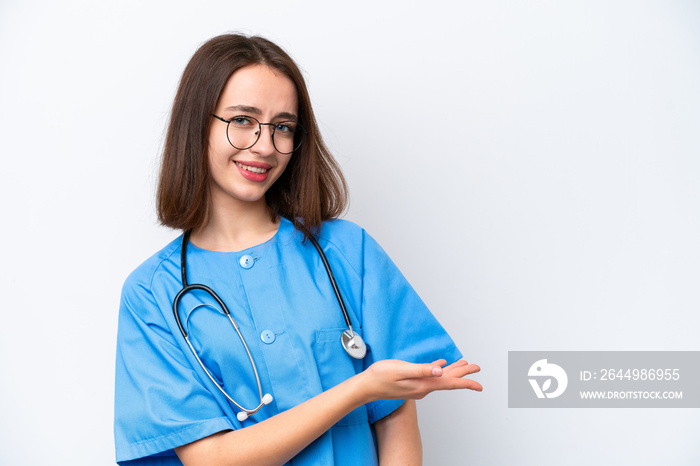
[237,394,273,422]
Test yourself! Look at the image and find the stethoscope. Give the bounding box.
[172,230,367,422]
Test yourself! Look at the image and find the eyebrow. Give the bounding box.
[224,105,298,121]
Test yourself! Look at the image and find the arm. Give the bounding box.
[374,400,422,465]
[372,359,474,465]
[175,359,481,466]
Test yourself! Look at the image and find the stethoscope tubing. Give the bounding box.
[307,234,355,334]
[173,232,267,418]
[172,228,366,421]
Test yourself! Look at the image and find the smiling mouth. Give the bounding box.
[235,162,269,174]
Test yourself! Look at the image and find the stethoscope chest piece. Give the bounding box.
[341,329,367,359]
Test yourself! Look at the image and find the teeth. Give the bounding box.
[235,162,269,174]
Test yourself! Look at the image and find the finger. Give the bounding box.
[443,363,481,378]
[451,362,480,374]
[424,363,443,377]
[429,359,448,367]
[456,379,483,392]
[426,359,447,377]
[416,360,451,378]
[394,359,460,380]
[430,377,484,392]
[442,360,469,370]
[427,359,470,377]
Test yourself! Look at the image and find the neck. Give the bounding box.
[190,196,280,252]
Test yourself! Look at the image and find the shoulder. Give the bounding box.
[314,218,391,272]
[318,218,365,243]
[317,218,376,254]
[121,235,182,304]
[318,218,386,254]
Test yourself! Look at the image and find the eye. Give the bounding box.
[275,121,296,134]
[230,115,257,127]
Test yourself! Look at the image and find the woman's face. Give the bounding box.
[207,64,299,211]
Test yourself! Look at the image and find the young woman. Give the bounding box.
[114,34,482,466]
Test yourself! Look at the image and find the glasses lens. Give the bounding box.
[227,116,261,150]
[272,121,305,154]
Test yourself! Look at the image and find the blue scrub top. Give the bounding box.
[114,218,462,465]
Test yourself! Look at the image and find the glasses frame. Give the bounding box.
[211,114,307,155]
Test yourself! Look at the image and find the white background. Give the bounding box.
[1,1,699,464]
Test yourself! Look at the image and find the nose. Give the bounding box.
[250,124,276,156]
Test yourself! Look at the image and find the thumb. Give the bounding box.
[427,359,447,377]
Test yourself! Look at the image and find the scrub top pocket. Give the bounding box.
[314,328,368,426]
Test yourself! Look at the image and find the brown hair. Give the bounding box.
[156,34,347,237]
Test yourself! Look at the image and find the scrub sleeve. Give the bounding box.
[114,219,462,465]
[114,252,235,463]
[319,226,462,423]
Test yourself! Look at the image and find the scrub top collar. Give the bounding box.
[184,216,296,257]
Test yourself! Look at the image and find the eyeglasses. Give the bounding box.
[211,114,306,155]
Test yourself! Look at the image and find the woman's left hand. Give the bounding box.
[356,358,482,402]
